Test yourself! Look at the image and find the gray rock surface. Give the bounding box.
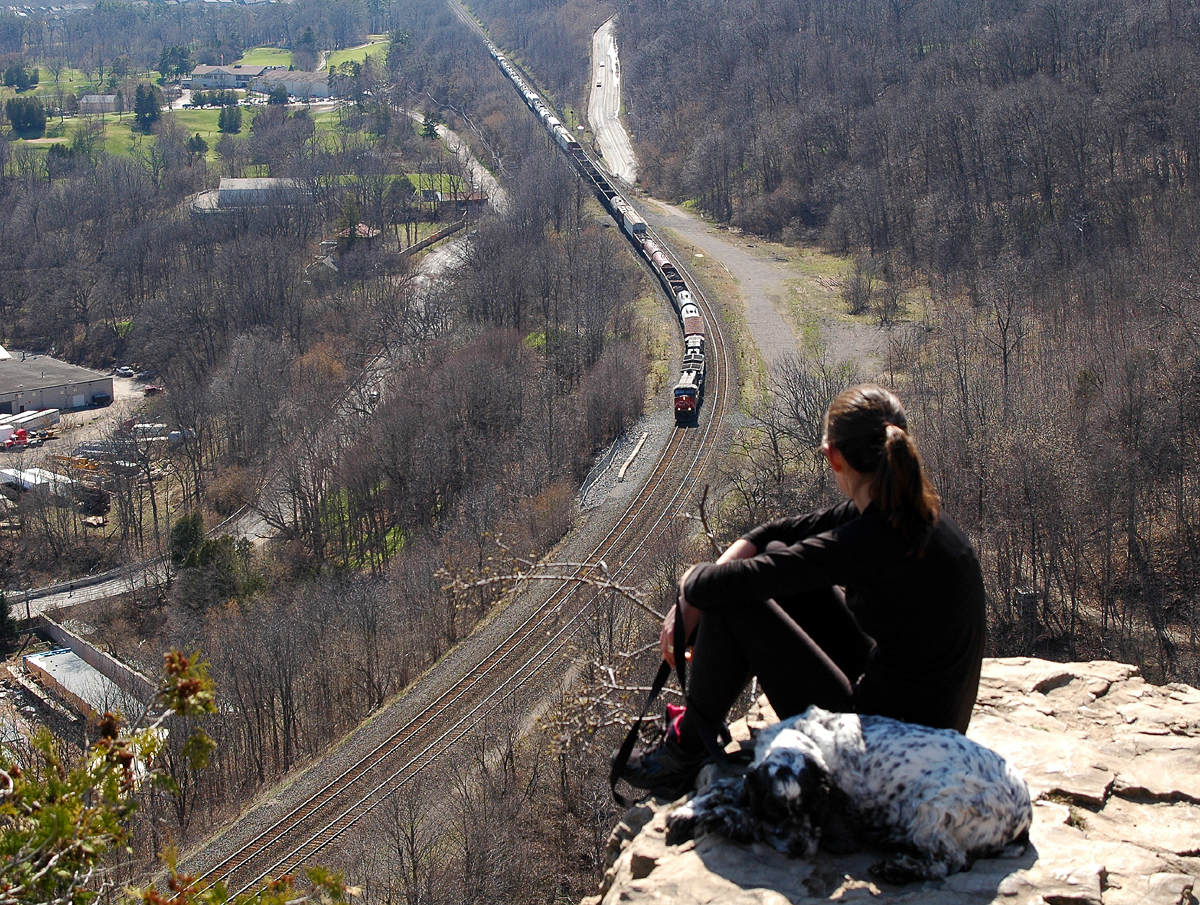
[586,658,1200,905]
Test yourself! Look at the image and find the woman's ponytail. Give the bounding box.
[823,385,940,554]
[873,422,940,551]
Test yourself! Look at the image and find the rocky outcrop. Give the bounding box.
[588,658,1200,905]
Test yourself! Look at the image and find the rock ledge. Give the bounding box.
[587,658,1200,905]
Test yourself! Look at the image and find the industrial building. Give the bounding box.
[0,348,112,413]
[23,649,129,721]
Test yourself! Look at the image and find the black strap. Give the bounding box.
[673,601,688,693]
[609,658,673,807]
[609,606,732,806]
[673,604,732,765]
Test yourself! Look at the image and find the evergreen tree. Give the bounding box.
[170,510,204,567]
[186,132,208,160]
[132,83,161,132]
[217,104,242,133]
[5,96,45,135]
[0,591,15,648]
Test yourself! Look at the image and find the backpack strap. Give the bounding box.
[609,606,732,806]
[609,658,673,807]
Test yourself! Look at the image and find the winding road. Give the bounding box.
[589,18,637,185]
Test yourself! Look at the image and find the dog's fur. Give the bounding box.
[668,706,1032,882]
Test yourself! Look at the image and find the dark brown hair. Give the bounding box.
[823,384,940,552]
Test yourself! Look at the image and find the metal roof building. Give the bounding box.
[0,350,112,413]
[23,649,131,721]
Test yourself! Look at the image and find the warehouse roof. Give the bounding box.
[0,352,108,393]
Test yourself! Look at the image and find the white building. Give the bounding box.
[78,94,118,114]
[251,70,334,99]
[190,177,309,215]
[0,349,112,412]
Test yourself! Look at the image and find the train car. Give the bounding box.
[678,297,705,338]
[554,125,581,152]
[612,197,647,238]
[641,239,686,294]
[488,35,710,424]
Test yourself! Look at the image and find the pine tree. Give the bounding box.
[132,83,161,132]
[217,104,242,133]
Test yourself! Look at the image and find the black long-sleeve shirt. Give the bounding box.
[682,500,986,733]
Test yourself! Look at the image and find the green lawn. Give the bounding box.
[103,118,144,156]
[171,106,252,145]
[235,47,294,68]
[15,108,255,162]
[326,38,390,69]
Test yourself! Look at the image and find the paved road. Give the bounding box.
[589,18,637,185]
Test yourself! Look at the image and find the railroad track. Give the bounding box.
[189,213,734,900]
[188,10,737,894]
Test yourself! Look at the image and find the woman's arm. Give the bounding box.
[660,538,757,666]
[742,500,859,550]
[684,514,888,612]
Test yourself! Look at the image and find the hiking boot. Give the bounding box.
[619,733,708,800]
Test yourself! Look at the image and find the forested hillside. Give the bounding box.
[0,0,647,888]
[611,0,1200,683]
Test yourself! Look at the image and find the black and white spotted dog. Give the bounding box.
[668,706,1032,883]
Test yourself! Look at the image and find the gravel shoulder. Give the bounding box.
[639,197,888,381]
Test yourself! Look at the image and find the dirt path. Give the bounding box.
[589,20,886,378]
[641,199,799,370]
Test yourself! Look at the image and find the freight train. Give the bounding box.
[484,40,706,424]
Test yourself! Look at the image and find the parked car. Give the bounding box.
[144,385,165,396]
[114,366,134,378]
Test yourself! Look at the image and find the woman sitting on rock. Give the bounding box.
[620,384,987,799]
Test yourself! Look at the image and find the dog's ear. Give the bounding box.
[743,760,774,816]
[816,784,859,854]
[797,758,831,812]
[748,750,823,823]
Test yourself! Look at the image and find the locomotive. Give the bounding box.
[485,40,706,425]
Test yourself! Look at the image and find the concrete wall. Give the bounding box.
[37,615,157,704]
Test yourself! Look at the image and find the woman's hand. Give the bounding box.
[661,564,703,667]
[660,597,700,668]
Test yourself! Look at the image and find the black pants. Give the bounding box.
[678,585,875,749]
